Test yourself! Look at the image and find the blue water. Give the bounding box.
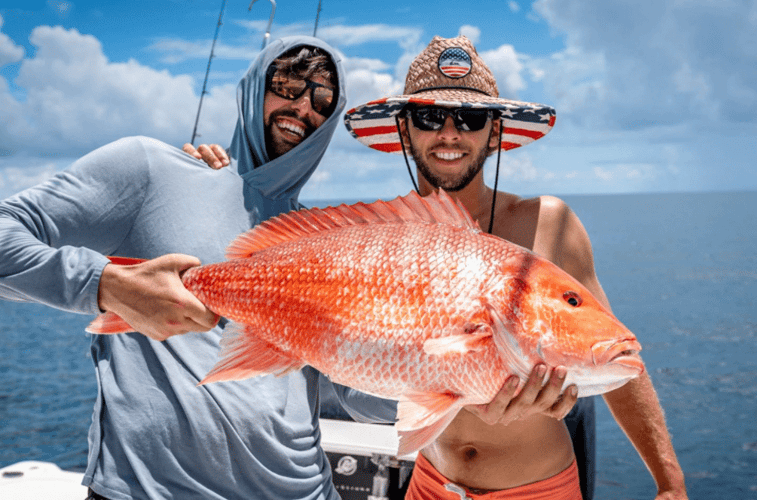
[1,191,756,499]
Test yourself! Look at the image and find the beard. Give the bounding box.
[264,108,318,160]
[409,141,490,192]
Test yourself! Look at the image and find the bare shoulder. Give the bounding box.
[531,196,595,279]
[534,194,570,222]
[505,194,566,219]
[505,193,610,307]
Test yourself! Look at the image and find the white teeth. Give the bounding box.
[434,151,464,161]
[278,121,305,137]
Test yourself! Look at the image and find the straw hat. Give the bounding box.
[344,35,556,153]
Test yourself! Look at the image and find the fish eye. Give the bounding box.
[563,291,582,307]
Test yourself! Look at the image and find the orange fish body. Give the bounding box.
[88,190,643,455]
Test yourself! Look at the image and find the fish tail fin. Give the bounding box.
[200,323,304,385]
[86,312,135,334]
[396,393,463,456]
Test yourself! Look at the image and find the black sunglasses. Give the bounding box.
[406,106,495,132]
[266,65,337,117]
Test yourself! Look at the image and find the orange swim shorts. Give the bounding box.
[404,453,583,500]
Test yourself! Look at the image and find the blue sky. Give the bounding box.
[1,0,755,201]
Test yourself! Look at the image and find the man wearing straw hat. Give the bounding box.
[343,35,688,500]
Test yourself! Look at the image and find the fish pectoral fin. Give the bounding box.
[422,323,493,356]
[199,323,304,385]
[396,390,463,431]
[484,301,532,380]
[396,403,462,457]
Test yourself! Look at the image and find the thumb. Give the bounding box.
[161,254,219,330]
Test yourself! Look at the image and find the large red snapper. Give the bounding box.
[87,190,643,455]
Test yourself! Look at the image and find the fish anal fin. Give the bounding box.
[396,405,462,457]
[396,390,463,432]
[200,323,304,385]
[423,323,493,356]
[86,312,135,334]
[225,189,480,260]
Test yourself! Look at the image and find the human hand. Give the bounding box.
[182,143,229,170]
[465,365,578,426]
[98,254,220,341]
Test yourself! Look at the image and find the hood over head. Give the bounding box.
[228,36,345,224]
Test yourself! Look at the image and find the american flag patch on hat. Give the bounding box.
[438,47,472,79]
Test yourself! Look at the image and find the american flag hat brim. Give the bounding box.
[344,92,556,154]
[343,35,556,154]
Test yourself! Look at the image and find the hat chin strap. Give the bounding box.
[396,115,502,235]
[488,118,503,235]
[396,114,421,194]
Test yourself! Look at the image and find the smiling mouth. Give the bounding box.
[432,151,465,161]
[276,119,305,140]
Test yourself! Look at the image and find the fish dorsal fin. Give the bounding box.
[226,189,481,259]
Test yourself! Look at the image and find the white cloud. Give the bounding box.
[458,25,481,45]
[483,152,539,183]
[509,2,521,13]
[0,25,237,158]
[593,166,613,181]
[46,0,73,18]
[532,0,757,128]
[592,163,660,183]
[317,24,423,49]
[148,37,260,64]
[0,15,25,67]
[342,56,402,109]
[0,158,65,199]
[480,44,526,99]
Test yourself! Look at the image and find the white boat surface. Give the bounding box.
[0,419,414,499]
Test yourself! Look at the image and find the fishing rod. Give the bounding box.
[249,0,276,50]
[191,0,277,144]
[190,0,227,146]
[313,0,322,37]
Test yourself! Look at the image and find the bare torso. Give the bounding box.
[420,190,592,490]
[423,409,575,490]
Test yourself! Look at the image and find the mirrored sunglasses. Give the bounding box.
[266,66,336,117]
[407,106,494,132]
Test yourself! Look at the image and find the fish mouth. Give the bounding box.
[592,338,644,373]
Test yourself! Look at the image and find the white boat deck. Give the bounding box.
[0,419,413,498]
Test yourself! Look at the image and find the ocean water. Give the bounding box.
[1,191,755,499]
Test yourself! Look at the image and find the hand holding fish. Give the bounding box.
[182,143,229,170]
[465,365,578,426]
[96,253,220,340]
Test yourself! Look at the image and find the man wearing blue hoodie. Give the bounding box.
[0,36,395,500]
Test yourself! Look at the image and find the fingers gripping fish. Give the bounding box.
[87,189,644,456]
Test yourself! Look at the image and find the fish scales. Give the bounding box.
[184,220,510,403]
